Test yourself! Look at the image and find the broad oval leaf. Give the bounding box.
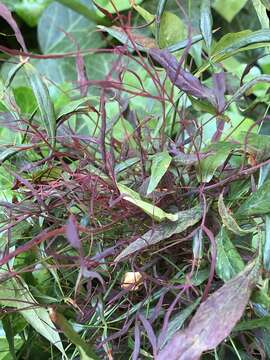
[115,205,202,262]
[216,227,244,282]
[38,2,102,53]
[147,151,172,195]
[157,257,260,359]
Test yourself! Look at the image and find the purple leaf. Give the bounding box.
[149,48,215,104]
[138,313,157,357]
[66,215,80,249]
[0,3,27,51]
[132,321,141,360]
[213,71,226,113]
[157,257,260,360]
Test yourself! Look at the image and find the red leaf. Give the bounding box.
[0,3,27,51]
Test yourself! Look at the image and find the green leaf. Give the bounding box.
[211,30,270,63]
[158,11,186,48]
[24,62,56,149]
[50,310,99,360]
[212,0,248,22]
[216,227,244,282]
[200,0,212,53]
[259,0,270,9]
[0,332,23,360]
[117,183,179,222]
[112,118,136,148]
[252,0,269,28]
[0,277,65,355]
[14,0,51,27]
[218,193,254,235]
[38,2,103,53]
[197,142,235,183]
[147,151,172,195]
[234,316,270,331]
[237,179,270,217]
[13,86,37,114]
[115,205,202,261]
[56,0,108,24]
[94,0,143,13]
[131,4,155,33]
[99,25,204,53]
[159,299,200,349]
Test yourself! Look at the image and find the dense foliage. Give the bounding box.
[1,0,270,359]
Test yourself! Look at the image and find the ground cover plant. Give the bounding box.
[1,0,270,359]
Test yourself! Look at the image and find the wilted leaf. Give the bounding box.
[147,151,172,195]
[0,277,65,355]
[212,0,248,22]
[117,183,179,222]
[237,179,270,217]
[218,193,253,235]
[50,309,98,360]
[24,62,56,149]
[200,0,212,53]
[216,227,244,282]
[157,257,260,359]
[115,205,202,261]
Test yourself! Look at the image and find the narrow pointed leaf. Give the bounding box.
[237,179,270,217]
[212,30,270,62]
[150,48,215,104]
[147,151,172,195]
[24,63,56,149]
[157,258,260,360]
[115,205,202,262]
[197,142,235,183]
[0,277,65,355]
[117,183,179,222]
[218,193,253,235]
[50,310,99,360]
[0,3,27,51]
[200,0,213,53]
[216,227,244,282]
